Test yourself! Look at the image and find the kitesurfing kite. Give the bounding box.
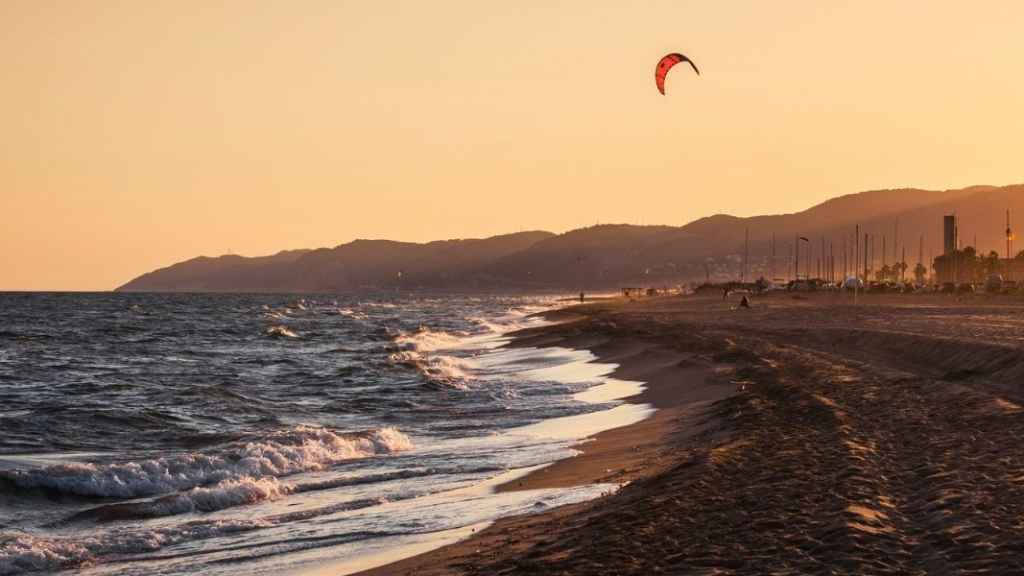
[655,53,699,95]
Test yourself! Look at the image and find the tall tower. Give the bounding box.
[1007,209,1013,261]
[943,215,957,256]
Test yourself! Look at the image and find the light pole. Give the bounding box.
[797,236,810,282]
[855,225,860,305]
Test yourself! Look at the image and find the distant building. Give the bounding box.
[943,215,957,255]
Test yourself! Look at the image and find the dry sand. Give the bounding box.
[359,291,1024,575]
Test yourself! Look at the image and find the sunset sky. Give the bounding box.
[3,1,1023,290]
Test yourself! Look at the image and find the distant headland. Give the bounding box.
[117,184,1024,292]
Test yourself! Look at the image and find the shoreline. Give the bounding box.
[349,299,739,576]
[494,317,733,493]
[349,290,1024,574]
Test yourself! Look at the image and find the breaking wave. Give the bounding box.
[265,325,299,338]
[68,477,292,522]
[469,304,549,335]
[388,350,473,389]
[0,519,268,576]
[0,426,412,500]
[71,469,441,523]
[390,327,477,388]
[337,308,368,320]
[393,327,465,352]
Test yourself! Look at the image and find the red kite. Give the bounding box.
[655,53,699,95]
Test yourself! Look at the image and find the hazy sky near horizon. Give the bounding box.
[3,1,1024,290]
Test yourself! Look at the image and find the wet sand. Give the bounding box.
[495,329,733,493]
[358,291,1024,575]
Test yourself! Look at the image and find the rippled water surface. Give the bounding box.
[0,293,645,575]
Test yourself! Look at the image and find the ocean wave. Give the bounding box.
[468,315,519,335]
[390,327,477,388]
[265,325,299,339]
[388,351,472,389]
[67,467,446,524]
[0,519,268,576]
[68,466,440,524]
[394,327,465,352]
[0,426,412,500]
[469,306,546,335]
[336,308,368,320]
[69,477,291,522]
[2,495,406,575]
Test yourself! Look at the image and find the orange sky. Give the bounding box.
[3,1,1023,290]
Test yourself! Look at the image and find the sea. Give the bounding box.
[0,293,651,575]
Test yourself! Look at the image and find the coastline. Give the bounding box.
[348,297,740,576]
[350,290,1024,575]
[494,315,734,493]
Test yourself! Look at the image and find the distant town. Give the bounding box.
[707,211,1019,295]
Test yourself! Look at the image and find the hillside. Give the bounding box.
[116,232,554,292]
[116,184,1024,292]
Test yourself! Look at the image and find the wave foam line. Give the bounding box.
[393,328,465,352]
[0,426,412,499]
[72,468,438,523]
[265,325,299,338]
[0,518,268,576]
[388,351,473,389]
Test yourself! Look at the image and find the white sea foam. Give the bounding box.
[71,470,430,523]
[1,427,411,499]
[393,328,464,352]
[139,477,292,517]
[390,327,479,387]
[0,519,269,576]
[265,325,299,338]
[0,535,91,576]
[388,351,472,389]
[469,306,548,336]
[337,308,368,320]
[469,315,526,335]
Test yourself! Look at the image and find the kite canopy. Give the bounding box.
[655,52,699,95]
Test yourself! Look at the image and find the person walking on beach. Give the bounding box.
[579,292,585,303]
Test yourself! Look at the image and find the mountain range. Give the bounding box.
[116,184,1024,292]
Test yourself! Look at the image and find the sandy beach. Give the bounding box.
[358,290,1024,575]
